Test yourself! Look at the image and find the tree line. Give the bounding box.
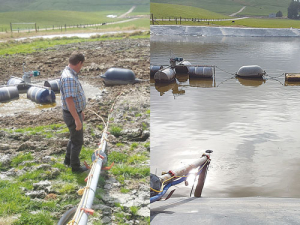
[288,0,300,19]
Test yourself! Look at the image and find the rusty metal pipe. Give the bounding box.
[194,161,210,197]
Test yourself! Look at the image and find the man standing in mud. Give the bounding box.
[60,52,88,173]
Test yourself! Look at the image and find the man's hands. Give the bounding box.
[75,112,84,131]
[65,97,84,131]
[75,118,82,131]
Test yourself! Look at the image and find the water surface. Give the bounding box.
[150,35,300,197]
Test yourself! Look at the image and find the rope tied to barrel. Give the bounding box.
[264,73,285,86]
[215,65,236,76]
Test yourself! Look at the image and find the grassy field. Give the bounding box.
[0,0,149,13]
[151,3,300,28]
[151,0,291,17]
[155,18,300,29]
[151,3,231,20]
[0,31,150,55]
[212,18,300,28]
[0,10,150,31]
[0,16,149,41]
[0,0,149,33]
[0,11,120,31]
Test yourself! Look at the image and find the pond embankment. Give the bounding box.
[151,25,300,37]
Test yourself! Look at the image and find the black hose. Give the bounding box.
[57,207,77,225]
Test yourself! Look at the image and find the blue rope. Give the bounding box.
[150,163,207,203]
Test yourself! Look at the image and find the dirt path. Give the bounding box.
[229,6,246,17]
[118,6,136,18]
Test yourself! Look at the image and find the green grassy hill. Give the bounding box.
[0,0,149,32]
[0,0,149,13]
[151,3,230,19]
[151,0,290,17]
[150,2,300,28]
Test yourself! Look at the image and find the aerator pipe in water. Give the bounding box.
[159,154,210,184]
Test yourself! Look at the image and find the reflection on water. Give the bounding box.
[176,73,189,83]
[284,81,300,86]
[236,77,266,87]
[151,35,300,198]
[0,93,59,116]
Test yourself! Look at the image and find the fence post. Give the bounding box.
[175,17,177,25]
[65,24,66,31]
[35,23,37,32]
[180,16,181,24]
[10,22,12,33]
[151,14,154,25]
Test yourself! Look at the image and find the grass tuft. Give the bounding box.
[108,152,128,163]
[130,143,138,151]
[111,164,149,178]
[11,153,33,167]
[109,126,122,137]
[13,211,53,225]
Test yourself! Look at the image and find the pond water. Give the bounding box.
[150,34,300,197]
[0,81,101,116]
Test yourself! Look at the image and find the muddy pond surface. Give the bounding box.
[0,82,101,116]
[150,35,300,198]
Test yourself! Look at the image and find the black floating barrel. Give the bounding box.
[236,65,265,78]
[44,79,61,92]
[188,67,213,78]
[0,86,19,102]
[27,87,55,104]
[175,61,191,74]
[154,68,176,83]
[7,77,27,90]
[150,65,163,77]
[101,68,137,85]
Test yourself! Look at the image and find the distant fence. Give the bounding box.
[150,14,235,25]
[0,22,108,33]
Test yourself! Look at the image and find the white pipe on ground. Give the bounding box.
[73,129,108,225]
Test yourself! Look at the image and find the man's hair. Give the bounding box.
[69,52,85,65]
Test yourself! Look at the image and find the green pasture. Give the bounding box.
[0,17,149,39]
[0,0,149,13]
[213,18,300,29]
[151,3,230,20]
[151,0,290,16]
[103,17,149,30]
[154,17,300,29]
[0,10,132,31]
[150,3,300,28]
[0,31,149,55]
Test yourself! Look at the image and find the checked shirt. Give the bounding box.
[60,66,86,113]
